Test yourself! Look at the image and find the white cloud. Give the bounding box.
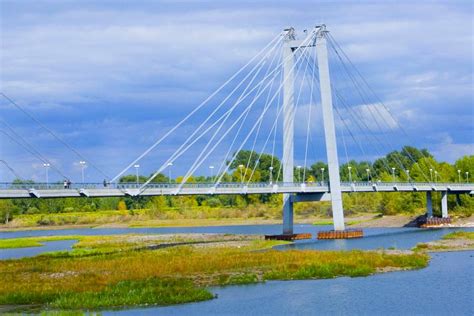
[432,134,474,163]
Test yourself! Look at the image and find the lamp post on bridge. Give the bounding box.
[466,172,469,183]
[239,164,244,184]
[79,161,86,185]
[429,168,433,182]
[391,167,396,182]
[134,164,140,185]
[209,165,214,183]
[269,166,273,185]
[297,165,302,183]
[434,170,438,183]
[321,168,325,184]
[167,162,173,184]
[366,168,370,183]
[348,166,352,183]
[43,163,50,187]
[406,170,410,183]
[457,169,461,182]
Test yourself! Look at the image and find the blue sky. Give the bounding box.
[0,0,473,183]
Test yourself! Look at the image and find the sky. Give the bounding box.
[0,0,473,183]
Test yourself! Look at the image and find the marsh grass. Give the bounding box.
[0,237,429,311]
[50,278,213,309]
[0,236,80,249]
[312,220,333,226]
[442,231,474,240]
[218,273,259,286]
[413,231,474,252]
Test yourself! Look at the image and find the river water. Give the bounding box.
[1,225,473,314]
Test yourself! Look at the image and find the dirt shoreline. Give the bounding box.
[0,214,472,232]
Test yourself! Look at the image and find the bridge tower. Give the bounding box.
[281,25,345,234]
[282,28,296,235]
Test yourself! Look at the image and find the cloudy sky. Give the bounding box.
[0,0,472,183]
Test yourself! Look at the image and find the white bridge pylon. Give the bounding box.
[282,25,345,233]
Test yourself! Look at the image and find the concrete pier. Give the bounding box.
[426,191,433,218]
[441,191,448,218]
[282,195,294,235]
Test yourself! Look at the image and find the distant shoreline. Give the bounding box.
[1,214,472,232]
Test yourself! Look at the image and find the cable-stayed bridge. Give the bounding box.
[1,25,472,234]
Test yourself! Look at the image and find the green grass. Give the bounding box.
[312,220,333,226]
[413,231,474,252]
[50,278,213,309]
[0,236,80,249]
[3,311,100,316]
[0,235,429,311]
[442,231,474,240]
[218,273,259,286]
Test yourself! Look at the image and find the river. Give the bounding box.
[1,225,473,315]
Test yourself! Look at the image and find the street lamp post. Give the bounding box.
[209,165,214,183]
[406,170,410,183]
[348,166,352,183]
[167,162,173,184]
[391,167,396,182]
[297,165,302,183]
[457,169,461,182]
[321,168,325,184]
[429,168,433,182]
[466,171,469,183]
[434,170,438,183]
[269,166,273,184]
[79,161,86,185]
[43,163,50,187]
[134,164,140,185]
[366,168,370,183]
[239,164,244,184]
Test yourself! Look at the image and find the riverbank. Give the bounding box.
[413,231,474,252]
[0,232,429,312]
[1,213,472,232]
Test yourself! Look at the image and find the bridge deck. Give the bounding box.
[0,182,472,199]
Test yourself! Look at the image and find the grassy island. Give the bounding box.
[0,233,429,312]
[414,231,474,252]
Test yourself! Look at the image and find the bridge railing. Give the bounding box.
[0,181,472,191]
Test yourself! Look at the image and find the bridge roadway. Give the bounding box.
[0,182,473,199]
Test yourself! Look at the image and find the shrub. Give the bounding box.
[206,198,222,208]
[117,200,127,211]
[26,207,40,214]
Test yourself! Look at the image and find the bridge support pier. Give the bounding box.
[441,191,448,218]
[282,194,294,235]
[426,191,433,218]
